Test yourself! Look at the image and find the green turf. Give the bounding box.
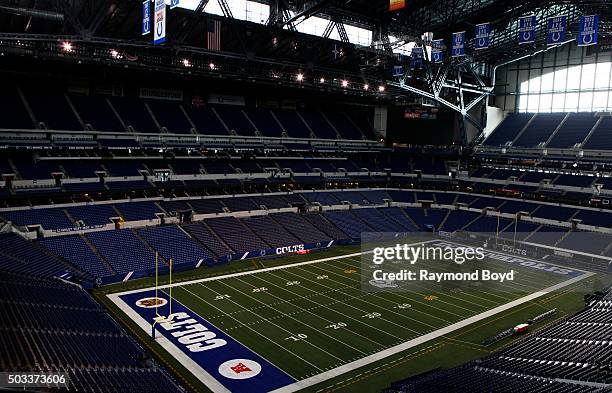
[99,246,605,393]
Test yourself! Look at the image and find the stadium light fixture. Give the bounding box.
[363,84,369,90]
[182,59,192,67]
[341,80,348,88]
[378,85,385,92]
[319,77,325,83]
[209,62,216,70]
[296,73,304,82]
[110,49,120,59]
[61,41,73,52]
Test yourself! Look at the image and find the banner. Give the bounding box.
[142,0,150,36]
[518,15,536,44]
[474,23,490,50]
[431,39,445,63]
[153,0,166,45]
[170,0,180,9]
[411,46,423,69]
[393,65,404,77]
[547,16,567,45]
[578,15,598,46]
[389,0,405,11]
[452,31,465,57]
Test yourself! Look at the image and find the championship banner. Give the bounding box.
[170,0,180,9]
[431,39,445,63]
[153,0,166,45]
[451,31,465,57]
[411,46,423,69]
[474,23,490,50]
[392,65,404,77]
[389,0,405,11]
[547,16,566,45]
[578,15,598,47]
[518,15,536,44]
[142,1,150,35]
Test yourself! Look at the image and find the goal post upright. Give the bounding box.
[169,258,173,316]
[152,252,169,338]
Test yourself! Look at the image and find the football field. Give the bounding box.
[107,243,593,393]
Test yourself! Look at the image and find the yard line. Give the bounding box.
[343,256,522,303]
[307,261,479,317]
[284,266,441,331]
[291,264,457,324]
[341,255,564,303]
[247,272,392,348]
[346,245,562,296]
[200,281,347,364]
[333,257,507,308]
[178,285,323,373]
[195,279,363,321]
[217,290,391,336]
[321,258,489,313]
[231,276,370,356]
[270,268,425,337]
[112,250,374,295]
[269,271,595,393]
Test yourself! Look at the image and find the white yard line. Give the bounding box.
[282,266,440,330]
[180,285,325,373]
[233,275,384,351]
[211,279,361,360]
[269,271,595,393]
[277,268,430,335]
[309,261,483,316]
[111,250,374,296]
[332,257,540,311]
[257,270,403,343]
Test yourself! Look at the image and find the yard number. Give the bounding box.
[252,287,268,293]
[285,333,307,342]
[316,275,328,280]
[326,322,347,330]
[286,281,300,286]
[395,303,411,309]
[362,312,381,319]
[214,294,231,300]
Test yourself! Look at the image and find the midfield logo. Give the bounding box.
[218,359,262,380]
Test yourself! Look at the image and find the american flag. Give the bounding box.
[207,19,221,51]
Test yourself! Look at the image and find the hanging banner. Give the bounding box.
[142,0,150,35]
[518,15,536,44]
[411,46,423,69]
[547,16,567,45]
[392,65,404,77]
[170,0,180,9]
[474,23,490,50]
[451,31,465,57]
[578,15,598,47]
[431,39,445,63]
[153,0,166,45]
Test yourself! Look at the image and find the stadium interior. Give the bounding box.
[0,0,611,392]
